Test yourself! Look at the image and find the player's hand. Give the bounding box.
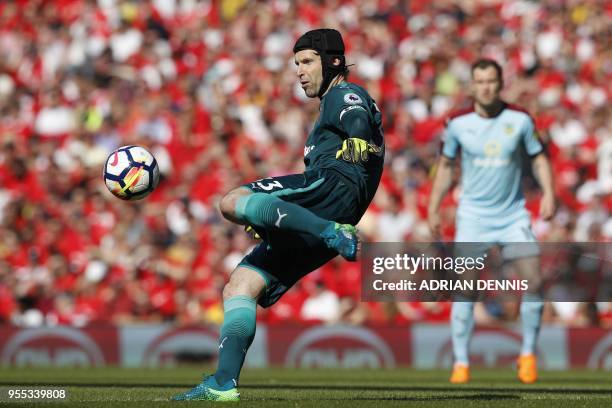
[428,211,442,239]
[336,138,382,164]
[539,193,556,221]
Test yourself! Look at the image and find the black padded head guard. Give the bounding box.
[293,28,346,98]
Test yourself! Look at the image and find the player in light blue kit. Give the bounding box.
[428,59,556,384]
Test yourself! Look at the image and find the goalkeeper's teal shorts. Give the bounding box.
[238,168,367,308]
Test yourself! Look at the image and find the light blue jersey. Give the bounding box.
[443,104,544,369]
[442,103,544,234]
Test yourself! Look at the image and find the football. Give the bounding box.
[103,145,159,200]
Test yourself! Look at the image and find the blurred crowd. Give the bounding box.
[0,0,610,328]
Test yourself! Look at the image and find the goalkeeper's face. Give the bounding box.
[294,49,324,98]
[471,66,502,107]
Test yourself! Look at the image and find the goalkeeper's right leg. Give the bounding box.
[220,183,358,261]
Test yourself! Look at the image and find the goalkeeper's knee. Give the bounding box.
[219,188,252,223]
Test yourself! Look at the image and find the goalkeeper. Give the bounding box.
[172,28,384,401]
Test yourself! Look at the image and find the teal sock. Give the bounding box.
[451,300,475,365]
[520,293,543,355]
[235,193,332,237]
[214,296,256,386]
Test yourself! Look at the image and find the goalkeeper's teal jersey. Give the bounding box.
[304,82,384,205]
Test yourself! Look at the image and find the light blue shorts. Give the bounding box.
[455,215,540,260]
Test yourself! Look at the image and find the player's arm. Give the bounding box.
[428,119,460,238]
[335,105,382,163]
[531,152,556,220]
[428,155,455,238]
[523,117,556,221]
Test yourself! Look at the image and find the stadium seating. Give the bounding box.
[0,0,610,327]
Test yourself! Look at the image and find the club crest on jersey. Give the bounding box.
[344,93,363,105]
[504,123,516,137]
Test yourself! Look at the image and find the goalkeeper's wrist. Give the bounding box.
[348,136,366,140]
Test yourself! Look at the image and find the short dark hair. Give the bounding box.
[471,58,503,81]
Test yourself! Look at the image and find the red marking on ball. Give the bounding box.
[110,151,119,166]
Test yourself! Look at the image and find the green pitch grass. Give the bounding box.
[1,367,611,407]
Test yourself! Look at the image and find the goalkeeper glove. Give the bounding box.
[245,225,261,240]
[336,138,382,164]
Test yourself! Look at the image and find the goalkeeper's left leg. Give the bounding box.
[171,266,265,401]
[214,267,263,387]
